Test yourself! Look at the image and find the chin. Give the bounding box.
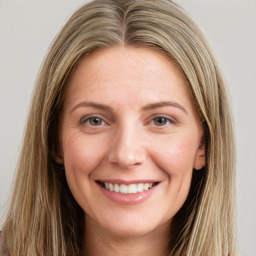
[106,225,154,238]
[97,213,166,238]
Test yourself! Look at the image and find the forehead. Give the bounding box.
[65,46,196,113]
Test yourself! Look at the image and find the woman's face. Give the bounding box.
[59,46,205,237]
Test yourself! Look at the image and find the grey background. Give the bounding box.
[0,0,255,255]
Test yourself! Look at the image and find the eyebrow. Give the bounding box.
[71,102,114,113]
[142,101,188,115]
[71,101,188,115]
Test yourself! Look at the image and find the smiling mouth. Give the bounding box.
[96,181,159,194]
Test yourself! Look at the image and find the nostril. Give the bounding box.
[107,132,146,168]
[108,151,144,168]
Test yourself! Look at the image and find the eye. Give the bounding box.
[153,117,169,126]
[83,116,105,126]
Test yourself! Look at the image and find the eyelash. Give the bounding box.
[150,115,177,127]
[80,115,106,126]
[80,115,177,128]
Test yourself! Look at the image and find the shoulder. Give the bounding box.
[0,232,9,256]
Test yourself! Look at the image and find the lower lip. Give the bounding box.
[97,183,158,205]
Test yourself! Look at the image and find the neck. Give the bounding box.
[82,217,171,256]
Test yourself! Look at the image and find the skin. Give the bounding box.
[58,46,205,256]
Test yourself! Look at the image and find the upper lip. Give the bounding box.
[96,179,160,185]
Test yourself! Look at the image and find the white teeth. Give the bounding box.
[103,182,155,194]
[114,184,120,193]
[144,183,149,191]
[137,183,144,192]
[120,184,128,193]
[109,183,114,192]
[128,184,137,193]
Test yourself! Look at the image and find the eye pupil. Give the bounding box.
[154,117,168,126]
[89,117,102,126]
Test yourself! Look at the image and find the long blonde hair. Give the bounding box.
[2,0,237,255]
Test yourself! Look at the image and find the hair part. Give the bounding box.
[2,0,237,255]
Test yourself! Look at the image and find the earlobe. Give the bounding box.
[53,136,64,164]
[194,141,206,170]
[54,153,64,164]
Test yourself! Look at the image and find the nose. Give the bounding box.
[107,126,146,169]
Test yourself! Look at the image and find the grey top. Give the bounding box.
[0,232,9,256]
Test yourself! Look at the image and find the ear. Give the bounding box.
[194,136,206,170]
[54,153,64,164]
[53,123,64,164]
[53,138,64,164]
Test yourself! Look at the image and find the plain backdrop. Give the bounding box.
[0,0,255,255]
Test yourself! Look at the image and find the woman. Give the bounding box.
[0,0,238,255]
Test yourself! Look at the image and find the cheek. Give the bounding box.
[150,134,199,177]
[62,132,109,212]
[150,134,198,215]
[153,131,200,204]
[62,132,107,177]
